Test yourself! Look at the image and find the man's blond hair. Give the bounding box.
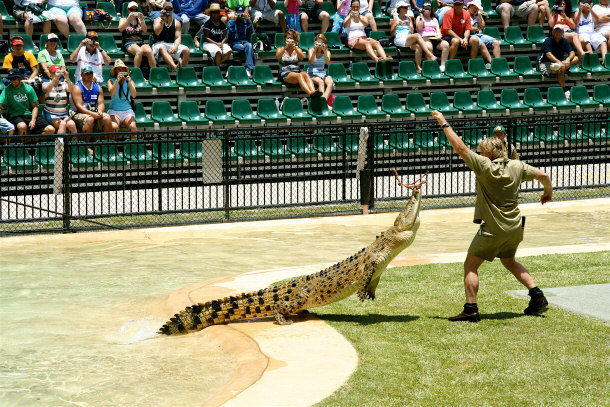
[478,137,507,160]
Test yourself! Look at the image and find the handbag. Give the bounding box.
[83,9,113,23]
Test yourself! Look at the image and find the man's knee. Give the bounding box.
[16,122,27,134]
[450,38,460,46]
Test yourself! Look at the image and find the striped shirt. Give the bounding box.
[44,81,70,115]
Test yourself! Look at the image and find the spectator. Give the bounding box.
[416,2,450,71]
[592,0,610,60]
[300,0,331,32]
[0,69,55,137]
[387,0,416,18]
[441,0,477,60]
[3,36,40,85]
[550,0,587,61]
[0,117,15,136]
[250,0,286,32]
[468,0,500,69]
[537,25,577,89]
[357,0,378,31]
[307,34,334,101]
[70,65,116,138]
[13,0,52,38]
[391,1,437,72]
[107,60,138,134]
[436,0,454,23]
[38,33,66,81]
[276,29,320,97]
[42,65,76,134]
[576,0,608,63]
[70,31,112,85]
[149,0,179,18]
[344,0,390,61]
[46,0,87,38]
[205,0,230,25]
[227,5,255,77]
[227,0,250,19]
[285,0,302,31]
[174,0,210,37]
[410,0,425,17]
[202,3,232,66]
[332,0,351,35]
[496,0,541,30]
[152,2,191,70]
[120,2,157,71]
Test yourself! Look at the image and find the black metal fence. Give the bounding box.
[1,112,608,235]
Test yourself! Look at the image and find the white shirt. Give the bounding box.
[75,47,106,84]
[576,11,594,34]
[592,3,610,32]
[346,19,366,38]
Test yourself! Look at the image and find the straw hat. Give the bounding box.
[205,3,222,13]
[110,59,131,77]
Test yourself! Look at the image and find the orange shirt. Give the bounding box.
[440,8,472,37]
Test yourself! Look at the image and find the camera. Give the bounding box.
[286,38,295,44]
[88,38,95,45]
[552,5,564,12]
[315,41,324,47]
[161,10,172,16]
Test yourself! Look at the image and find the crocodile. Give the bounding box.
[158,174,425,335]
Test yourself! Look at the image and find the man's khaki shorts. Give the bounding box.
[72,112,109,132]
[468,222,524,261]
[496,1,537,18]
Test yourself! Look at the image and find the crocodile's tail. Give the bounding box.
[158,289,277,335]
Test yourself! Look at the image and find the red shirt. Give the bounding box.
[441,8,471,37]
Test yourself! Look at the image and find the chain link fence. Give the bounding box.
[1,112,608,235]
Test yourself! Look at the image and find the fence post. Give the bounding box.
[358,126,375,213]
[157,137,163,214]
[223,133,230,220]
[62,137,71,232]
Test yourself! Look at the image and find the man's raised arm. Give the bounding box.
[431,110,469,161]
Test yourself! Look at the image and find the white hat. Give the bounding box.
[469,0,482,10]
[47,33,59,40]
[395,1,410,8]
[127,1,139,9]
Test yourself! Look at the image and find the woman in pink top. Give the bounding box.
[332,0,353,34]
[344,0,390,61]
[416,2,450,71]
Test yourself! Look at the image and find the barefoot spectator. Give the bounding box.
[13,0,52,38]
[202,3,232,66]
[227,5,255,77]
[391,1,437,72]
[276,29,320,97]
[575,0,608,63]
[152,2,191,70]
[38,33,66,80]
[42,65,77,134]
[70,31,111,85]
[416,2,450,71]
[47,0,87,38]
[107,60,138,134]
[250,0,286,32]
[441,0,477,60]
[120,2,157,70]
[344,0,390,61]
[70,65,116,138]
[307,34,334,101]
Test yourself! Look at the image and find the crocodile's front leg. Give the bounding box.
[357,261,377,302]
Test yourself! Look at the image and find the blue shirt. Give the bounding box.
[108,78,132,112]
[226,17,254,44]
[173,0,208,17]
[538,36,573,64]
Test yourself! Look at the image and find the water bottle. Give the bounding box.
[275,98,280,110]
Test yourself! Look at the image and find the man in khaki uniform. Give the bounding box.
[431,111,553,322]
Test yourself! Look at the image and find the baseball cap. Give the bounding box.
[453,0,464,5]
[493,125,506,134]
[469,0,482,10]
[552,25,565,31]
[87,31,98,39]
[49,65,62,73]
[81,65,94,74]
[6,69,23,80]
[235,4,246,14]
[127,1,139,9]
[47,33,59,41]
[396,1,410,8]
[11,36,24,46]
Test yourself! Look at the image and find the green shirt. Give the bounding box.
[0,82,38,120]
[226,0,249,10]
[37,49,66,71]
[464,149,537,234]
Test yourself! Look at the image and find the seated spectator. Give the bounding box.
[202,3,232,66]
[107,60,138,134]
[550,0,587,61]
[149,0,179,19]
[38,33,66,80]
[357,0,378,32]
[592,0,610,61]
[537,25,577,89]
[441,0,478,60]
[228,0,250,19]
[70,65,116,138]
[205,0,230,25]
[387,0,416,18]
[416,2,450,71]
[42,65,77,134]
[0,69,55,137]
[227,5,255,77]
[13,0,52,38]
[496,0,541,30]
[285,0,302,31]
[307,34,334,101]
[3,36,40,86]
[47,0,87,38]
[576,0,608,63]
[120,2,157,71]
[152,2,191,70]
[300,0,331,32]
[344,0,390,61]
[174,0,210,38]
[435,0,453,23]
[0,117,15,136]
[410,0,425,17]
[70,31,112,85]
[332,0,351,35]
[391,1,436,72]
[250,0,286,32]
[468,0,500,69]
[276,29,320,97]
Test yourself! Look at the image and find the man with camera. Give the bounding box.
[70,31,112,85]
[537,25,576,89]
[70,65,116,138]
[12,0,52,38]
[152,2,191,70]
[227,5,255,77]
[496,0,541,30]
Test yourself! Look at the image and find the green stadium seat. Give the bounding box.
[227,66,257,89]
[569,86,600,109]
[69,144,96,168]
[308,96,337,121]
[281,98,313,123]
[581,53,610,76]
[176,67,206,90]
[500,89,530,113]
[94,141,127,166]
[547,87,577,110]
[533,122,559,144]
[0,160,6,174]
[152,142,182,164]
[4,146,38,171]
[523,88,554,111]
[351,62,380,85]
[68,34,86,53]
[327,63,356,87]
[320,1,336,19]
[398,61,426,84]
[180,139,203,162]
[429,92,459,115]
[593,84,610,107]
[388,133,418,153]
[374,60,403,85]
[372,133,390,154]
[286,137,315,158]
[178,101,209,126]
[357,95,387,120]
[526,25,545,45]
[123,143,155,165]
[0,1,16,22]
[202,66,231,90]
[299,32,315,52]
[568,63,588,78]
[557,122,582,143]
[273,32,285,49]
[312,136,342,156]
[133,102,155,127]
[477,90,506,113]
[231,99,262,125]
[33,144,55,169]
[372,1,390,21]
[323,32,350,55]
[151,101,182,127]
[181,34,203,58]
[95,2,119,20]
[490,57,519,81]
[512,126,536,145]
[412,128,437,150]
[482,27,509,49]
[405,93,432,117]
[261,138,289,159]
[582,122,606,141]
[480,0,497,17]
[468,58,496,83]
[149,67,179,92]
[381,94,410,118]
[513,56,543,80]
[453,91,482,115]
[257,99,288,124]
[605,56,610,70]
[129,67,153,92]
[336,134,360,154]
[332,96,364,121]
[232,139,262,160]
[503,26,532,48]
[101,67,112,90]
[252,65,282,89]
[98,34,124,58]
[445,59,473,83]
[39,34,67,53]
[249,33,276,58]
[205,100,235,126]
[422,60,450,83]
[370,30,396,52]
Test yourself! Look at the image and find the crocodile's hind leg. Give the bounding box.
[273,293,308,325]
[357,261,377,302]
[273,309,294,325]
[366,275,381,300]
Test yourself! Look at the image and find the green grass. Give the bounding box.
[312,251,610,407]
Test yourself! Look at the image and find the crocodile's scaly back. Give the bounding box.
[159,189,422,335]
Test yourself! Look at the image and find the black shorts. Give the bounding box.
[442,35,455,43]
[300,4,322,20]
[11,115,51,134]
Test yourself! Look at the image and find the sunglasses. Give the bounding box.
[129,7,139,11]
[164,7,173,10]
[82,71,94,75]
